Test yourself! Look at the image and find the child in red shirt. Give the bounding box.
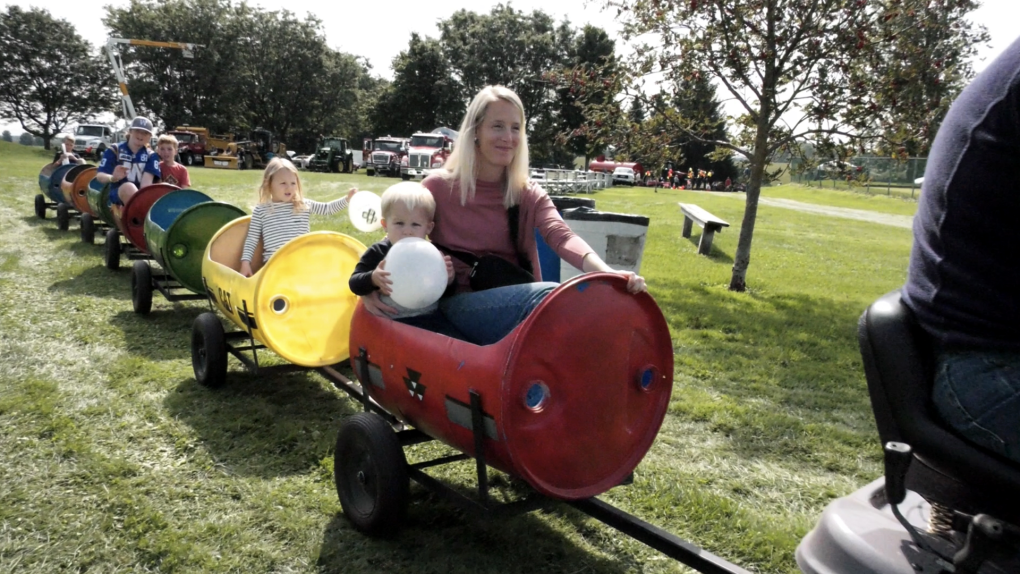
[156,134,191,188]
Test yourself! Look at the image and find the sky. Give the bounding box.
[2,0,1019,135]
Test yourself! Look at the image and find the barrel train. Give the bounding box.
[32,161,1018,574]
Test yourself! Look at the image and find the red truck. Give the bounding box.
[167,126,212,167]
[401,130,456,180]
[363,136,409,177]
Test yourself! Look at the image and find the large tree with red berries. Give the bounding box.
[591,0,983,291]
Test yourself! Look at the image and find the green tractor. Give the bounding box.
[308,136,354,173]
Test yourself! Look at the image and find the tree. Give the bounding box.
[599,0,893,291]
[628,98,645,125]
[1,130,11,142]
[671,73,737,181]
[0,6,116,150]
[18,132,33,145]
[104,0,376,151]
[552,25,618,167]
[866,0,988,156]
[370,33,464,137]
[103,0,249,129]
[439,5,574,127]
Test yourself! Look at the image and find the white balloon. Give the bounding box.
[384,237,448,310]
[349,191,383,232]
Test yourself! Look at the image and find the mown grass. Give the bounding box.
[0,141,915,573]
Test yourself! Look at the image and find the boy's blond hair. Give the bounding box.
[257,157,307,212]
[157,134,179,148]
[381,182,436,221]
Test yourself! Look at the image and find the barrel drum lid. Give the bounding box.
[119,183,180,252]
[86,179,117,227]
[39,163,76,204]
[59,164,93,206]
[68,166,98,216]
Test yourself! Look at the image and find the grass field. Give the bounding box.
[0,141,916,573]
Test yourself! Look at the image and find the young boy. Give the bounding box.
[51,134,85,167]
[155,134,190,188]
[349,184,459,334]
[95,116,160,207]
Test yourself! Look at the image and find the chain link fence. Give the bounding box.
[789,156,928,199]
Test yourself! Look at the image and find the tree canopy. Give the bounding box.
[102,0,377,152]
[0,6,116,150]
[370,33,465,138]
[597,0,984,291]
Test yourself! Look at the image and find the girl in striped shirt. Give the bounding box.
[239,157,356,277]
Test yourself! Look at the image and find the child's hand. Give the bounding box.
[112,165,128,181]
[240,261,253,278]
[346,188,357,201]
[444,255,455,285]
[372,259,392,294]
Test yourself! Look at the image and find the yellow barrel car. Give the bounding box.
[193,217,366,386]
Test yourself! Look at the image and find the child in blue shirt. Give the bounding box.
[94,116,161,207]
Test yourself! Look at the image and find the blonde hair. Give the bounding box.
[381,183,436,220]
[441,85,530,208]
[257,157,307,212]
[157,134,179,148]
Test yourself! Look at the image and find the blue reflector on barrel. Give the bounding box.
[640,368,654,389]
[525,382,547,410]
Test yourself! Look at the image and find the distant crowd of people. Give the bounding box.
[642,162,733,192]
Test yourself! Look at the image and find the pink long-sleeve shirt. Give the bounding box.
[423,174,593,293]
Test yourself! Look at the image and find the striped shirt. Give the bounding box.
[242,197,350,264]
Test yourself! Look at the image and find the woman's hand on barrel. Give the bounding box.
[239,261,253,278]
[361,291,398,317]
[619,271,647,294]
[581,252,647,294]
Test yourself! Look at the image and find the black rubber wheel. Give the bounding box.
[401,173,410,181]
[192,312,227,388]
[34,194,47,219]
[104,229,121,270]
[56,203,70,231]
[366,168,375,177]
[184,153,194,166]
[131,261,153,315]
[80,213,95,244]
[243,154,254,171]
[334,412,409,537]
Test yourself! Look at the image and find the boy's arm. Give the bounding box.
[94,147,118,183]
[141,154,161,188]
[180,166,191,188]
[349,242,387,295]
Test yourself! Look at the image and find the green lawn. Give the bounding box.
[0,141,916,573]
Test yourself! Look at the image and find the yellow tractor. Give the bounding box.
[203,129,284,170]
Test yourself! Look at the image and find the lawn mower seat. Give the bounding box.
[859,290,1020,525]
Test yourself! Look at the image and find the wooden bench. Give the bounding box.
[678,203,730,255]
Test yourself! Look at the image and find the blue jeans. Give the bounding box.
[438,282,558,345]
[933,350,1020,463]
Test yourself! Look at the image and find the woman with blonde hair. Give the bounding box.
[361,85,647,344]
